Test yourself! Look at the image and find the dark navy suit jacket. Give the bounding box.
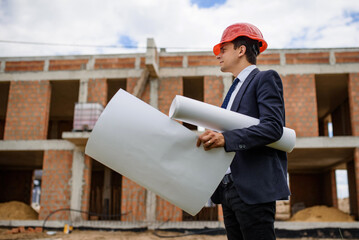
[211,68,291,205]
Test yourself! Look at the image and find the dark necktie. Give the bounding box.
[221,78,240,109]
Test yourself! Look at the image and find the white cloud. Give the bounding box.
[0,0,358,57]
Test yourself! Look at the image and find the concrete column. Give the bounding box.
[78,78,89,103]
[86,56,95,70]
[280,51,286,66]
[146,77,159,224]
[135,56,141,70]
[70,147,85,221]
[149,78,158,109]
[182,55,188,68]
[43,59,49,71]
[330,51,336,65]
[1,61,6,72]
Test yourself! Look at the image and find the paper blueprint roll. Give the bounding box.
[169,95,296,153]
[85,89,235,216]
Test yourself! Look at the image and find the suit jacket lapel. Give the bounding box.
[230,68,259,112]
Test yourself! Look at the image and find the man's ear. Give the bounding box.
[238,45,246,57]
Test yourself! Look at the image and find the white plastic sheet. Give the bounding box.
[85,89,235,216]
[169,95,296,153]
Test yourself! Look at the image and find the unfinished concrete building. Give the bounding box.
[0,39,359,228]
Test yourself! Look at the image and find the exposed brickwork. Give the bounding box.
[5,61,44,72]
[39,150,73,220]
[156,197,182,221]
[330,169,338,208]
[140,57,146,69]
[353,148,359,218]
[158,77,183,115]
[87,78,107,106]
[49,59,88,71]
[335,51,359,63]
[121,177,146,221]
[188,55,217,67]
[204,75,223,106]
[141,82,151,104]
[94,58,135,69]
[282,74,318,137]
[349,73,359,136]
[159,56,183,68]
[81,155,92,220]
[286,52,330,64]
[127,77,139,94]
[257,53,280,65]
[4,80,51,140]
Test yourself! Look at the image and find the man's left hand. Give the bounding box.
[196,130,225,151]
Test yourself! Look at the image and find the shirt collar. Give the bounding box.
[236,65,257,82]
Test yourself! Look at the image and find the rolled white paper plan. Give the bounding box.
[169,95,296,153]
[85,89,235,216]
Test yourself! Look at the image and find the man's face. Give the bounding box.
[216,42,240,74]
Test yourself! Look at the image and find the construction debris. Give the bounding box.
[0,201,38,220]
[289,205,355,222]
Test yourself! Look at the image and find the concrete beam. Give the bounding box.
[295,136,359,149]
[0,69,142,82]
[0,140,75,151]
[145,38,159,78]
[159,63,359,77]
[62,132,91,147]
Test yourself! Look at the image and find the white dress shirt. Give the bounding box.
[225,65,257,174]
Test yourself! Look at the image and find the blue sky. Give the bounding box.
[0,0,358,56]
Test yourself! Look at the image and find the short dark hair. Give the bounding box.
[231,36,260,65]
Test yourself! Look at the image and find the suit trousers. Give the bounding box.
[221,181,276,240]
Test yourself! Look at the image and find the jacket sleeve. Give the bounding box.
[222,70,285,151]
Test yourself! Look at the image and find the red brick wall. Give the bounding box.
[156,197,182,221]
[5,61,44,72]
[81,155,92,219]
[257,53,280,65]
[4,80,51,140]
[282,74,318,137]
[335,51,359,63]
[158,77,183,115]
[121,177,146,221]
[127,77,139,94]
[141,82,151,104]
[49,59,88,71]
[349,73,359,136]
[39,150,73,220]
[159,56,183,68]
[188,55,217,67]
[286,52,330,64]
[87,78,107,106]
[353,148,359,218]
[348,155,359,218]
[204,75,223,106]
[94,58,136,69]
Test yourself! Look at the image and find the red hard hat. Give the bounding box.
[213,23,268,56]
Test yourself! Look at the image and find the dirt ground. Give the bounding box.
[0,229,228,240]
[0,229,356,240]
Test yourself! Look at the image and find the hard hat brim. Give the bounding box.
[213,37,268,56]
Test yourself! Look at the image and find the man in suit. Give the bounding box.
[197,23,290,239]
